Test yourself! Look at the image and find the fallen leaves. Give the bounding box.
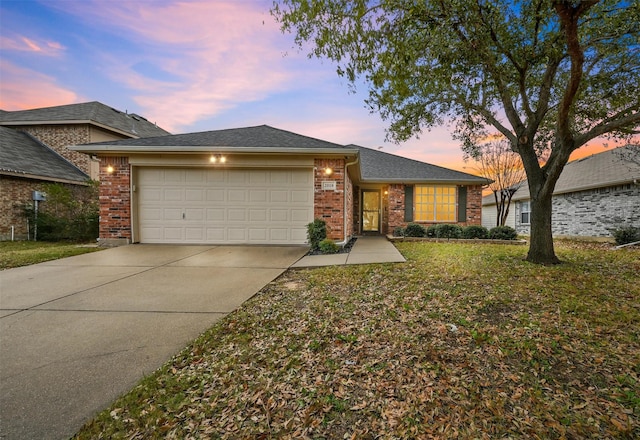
[74,241,640,439]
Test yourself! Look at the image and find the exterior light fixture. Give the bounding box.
[210,155,217,163]
[106,165,114,174]
[220,155,227,164]
[324,167,333,176]
[209,154,227,164]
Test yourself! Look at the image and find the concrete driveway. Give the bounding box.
[0,244,307,440]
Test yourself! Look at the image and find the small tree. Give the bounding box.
[467,139,526,227]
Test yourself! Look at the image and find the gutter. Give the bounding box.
[338,155,360,246]
[69,145,360,156]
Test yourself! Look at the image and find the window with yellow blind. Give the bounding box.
[414,185,457,222]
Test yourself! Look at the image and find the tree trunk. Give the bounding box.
[526,187,560,264]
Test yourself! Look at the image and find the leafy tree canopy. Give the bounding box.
[273,0,640,263]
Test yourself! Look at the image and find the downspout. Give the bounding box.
[339,155,360,246]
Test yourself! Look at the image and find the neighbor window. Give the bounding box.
[520,201,531,225]
[414,185,457,222]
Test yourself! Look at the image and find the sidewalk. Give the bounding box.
[291,235,405,268]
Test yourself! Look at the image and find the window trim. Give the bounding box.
[413,184,458,223]
[520,201,531,225]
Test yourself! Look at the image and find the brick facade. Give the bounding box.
[98,157,132,244]
[385,184,484,234]
[18,125,93,175]
[313,158,350,241]
[515,184,640,238]
[0,176,44,240]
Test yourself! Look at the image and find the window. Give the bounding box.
[414,185,457,222]
[520,201,531,225]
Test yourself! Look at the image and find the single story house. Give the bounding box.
[72,125,489,246]
[0,101,170,240]
[482,145,640,238]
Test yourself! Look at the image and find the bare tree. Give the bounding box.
[468,140,526,227]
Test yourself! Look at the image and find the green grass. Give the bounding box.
[74,240,639,439]
[0,241,102,269]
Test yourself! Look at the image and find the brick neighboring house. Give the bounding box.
[72,125,489,246]
[481,145,640,239]
[0,102,170,240]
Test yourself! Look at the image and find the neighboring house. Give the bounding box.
[72,125,489,246]
[482,145,640,238]
[0,101,170,179]
[0,127,89,240]
[0,101,170,240]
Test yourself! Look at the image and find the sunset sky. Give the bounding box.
[0,0,631,172]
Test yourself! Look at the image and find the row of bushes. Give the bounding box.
[393,223,519,241]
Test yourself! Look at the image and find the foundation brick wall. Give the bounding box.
[0,176,43,240]
[17,125,93,175]
[515,184,640,238]
[314,158,346,241]
[99,157,131,242]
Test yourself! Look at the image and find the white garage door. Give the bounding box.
[137,168,313,244]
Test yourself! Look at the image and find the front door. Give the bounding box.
[362,190,380,233]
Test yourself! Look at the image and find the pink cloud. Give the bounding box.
[0,35,65,56]
[0,61,79,110]
[48,0,321,132]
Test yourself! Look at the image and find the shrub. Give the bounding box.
[392,226,405,237]
[489,225,518,240]
[307,219,327,250]
[611,226,640,245]
[404,223,426,237]
[462,225,489,239]
[426,225,437,237]
[24,182,99,242]
[434,224,463,239]
[319,238,340,254]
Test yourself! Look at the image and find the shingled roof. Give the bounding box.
[72,124,355,153]
[482,145,640,204]
[351,144,490,184]
[0,101,169,138]
[0,127,88,183]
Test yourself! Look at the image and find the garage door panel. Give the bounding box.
[250,210,267,221]
[291,190,311,203]
[138,168,313,244]
[228,209,246,221]
[206,189,225,202]
[291,209,312,222]
[164,189,182,201]
[228,190,246,202]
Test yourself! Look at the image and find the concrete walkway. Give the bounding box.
[292,235,405,267]
[0,245,307,440]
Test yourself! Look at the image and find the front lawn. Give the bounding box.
[75,241,639,439]
[0,241,102,269]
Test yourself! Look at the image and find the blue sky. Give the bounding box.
[0,0,614,169]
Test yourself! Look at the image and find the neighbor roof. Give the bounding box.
[0,101,170,138]
[71,125,357,154]
[482,145,640,204]
[351,144,490,184]
[0,127,88,183]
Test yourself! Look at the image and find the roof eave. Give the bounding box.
[69,145,359,155]
[0,170,89,185]
[0,119,146,139]
[360,177,491,185]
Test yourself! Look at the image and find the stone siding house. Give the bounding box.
[72,125,489,246]
[0,102,169,240]
[482,146,640,239]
